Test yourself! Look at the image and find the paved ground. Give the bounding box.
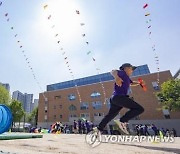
[0,133,180,154]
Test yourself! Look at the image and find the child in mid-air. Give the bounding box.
[94,63,144,134]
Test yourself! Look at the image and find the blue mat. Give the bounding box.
[0,105,13,134]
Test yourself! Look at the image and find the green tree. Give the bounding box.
[0,85,10,105]
[156,79,180,111]
[9,100,25,125]
[28,107,38,127]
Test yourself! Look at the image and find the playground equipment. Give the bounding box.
[0,104,13,134]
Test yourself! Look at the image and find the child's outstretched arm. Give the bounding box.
[130,81,140,87]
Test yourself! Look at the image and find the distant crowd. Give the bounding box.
[135,124,177,137]
[29,119,94,134]
[29,121,177,137]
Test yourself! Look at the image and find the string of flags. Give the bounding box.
[75,9,107,104]
[43,4,82,103]
[143,3,160,84]
[2,6,47,100]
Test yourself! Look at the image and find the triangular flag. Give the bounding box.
[5,13,8,17]
[76,10,80,14]
[145,13,150,16]
[87,51,91,55]
[48,15,51,20]
[143,4,148,9]
[44,5,48,9]
[80,23,85,26]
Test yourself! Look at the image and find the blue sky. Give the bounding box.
[0,0,180,99]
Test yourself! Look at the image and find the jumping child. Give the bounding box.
[94,63,145,135]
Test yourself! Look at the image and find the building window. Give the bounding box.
[94,113,104,117]
[163,109,170,119]
[68,94,76,101]
[69,114,77,118]
[54,95,61,99]
[69,104,77,111]
[54,115,56,120]
[131,116,140,120]
[45,106,48,113]
[59,105,62,109]
[92,101,102,109]
[80,102,89,110]
[80,113,90,118]
[44,115,47,120]
[91,91,101,98]
[152,81,160,90]
[106,98,111,109]
[60,115,63,119]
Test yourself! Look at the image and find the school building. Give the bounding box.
[38,64,180,135]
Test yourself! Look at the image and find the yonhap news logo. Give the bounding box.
[85,134,175,148]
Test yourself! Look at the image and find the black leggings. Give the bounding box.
[98,95,144,131]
